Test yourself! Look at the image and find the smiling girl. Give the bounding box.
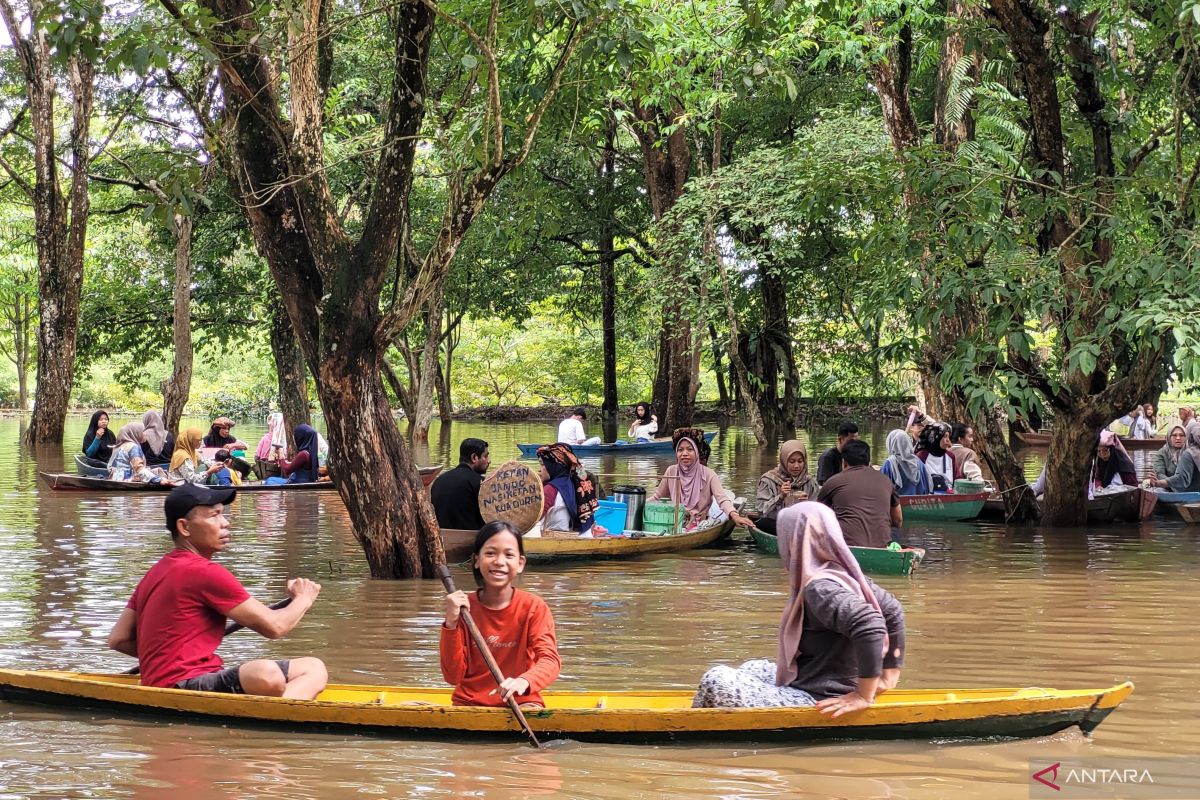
[440,521,561,707]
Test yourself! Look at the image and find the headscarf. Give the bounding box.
[108,422,146,466]
[142,410,168,455]
[671,428,712,512]
[633,402,653,425]
[537,443,598,533]
[1187,422,1200,467]
[775,502,886,686]
[918,423,949,457]
[170,427,204,471]
[1095,430,1136,487]
[205,417,236,447]
[883,429,922,490]
[762,440,811,490]
[292,424,321,482]
[1162,424,1186,469]
[82,410,116,455]
[256,412,287,460]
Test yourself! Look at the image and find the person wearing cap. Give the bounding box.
[107,484,327,698]
[203,417,252,480]
[557,408,601,447]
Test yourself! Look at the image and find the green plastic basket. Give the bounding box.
[643,500,683,534]
[953,479,987,494]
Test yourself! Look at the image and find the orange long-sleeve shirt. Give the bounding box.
[439,589,561,707]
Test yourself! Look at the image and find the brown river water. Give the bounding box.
[1,416,1197,799]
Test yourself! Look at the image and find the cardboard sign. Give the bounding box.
[478,461,544,533]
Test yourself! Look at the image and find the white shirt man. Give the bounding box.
[557,409,601,446]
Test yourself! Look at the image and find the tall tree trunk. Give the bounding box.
[599,116,619,436]
[161,214,195,434]
[631,99,693,430]
[708,321,729,409]
[410,289,444,441]
[1,1,98,443]
[269,301,311,450]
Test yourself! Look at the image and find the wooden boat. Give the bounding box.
[899,492,989,522]
[0,670,1133,743]
[749,526,924,576]
[73,454,109,477]
[516,431,717,458]
[1013,430,1166,451]
[38,465,443,493]
[981,487,1157,523]
[524,517,737,561]
[1177,504,1200,524]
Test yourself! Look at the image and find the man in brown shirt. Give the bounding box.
[817,440,901,548]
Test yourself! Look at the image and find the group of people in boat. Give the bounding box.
[82,410,328,487]
[109,483,902,717]
[756,408,984,548]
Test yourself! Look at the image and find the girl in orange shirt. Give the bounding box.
[440,521,561,707]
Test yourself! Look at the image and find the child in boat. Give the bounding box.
[440,521,561,708]
[692,502,905,716]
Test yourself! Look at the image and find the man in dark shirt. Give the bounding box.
[816,421,860,484]
[817,440,901,548]
[430,438,491,530]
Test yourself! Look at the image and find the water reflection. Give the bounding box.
[0,416,1196,799]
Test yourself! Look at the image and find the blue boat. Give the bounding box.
[1152,491,1200,504]
[517,431,717,457]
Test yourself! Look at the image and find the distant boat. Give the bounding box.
[1013,430,1166,451]
[516,431,717,457]
[39,465,442,493]
[898,491,990,522]
[748,526,925,576]
[982,487,1157,523]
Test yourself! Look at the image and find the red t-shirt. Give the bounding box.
[439,589,560,707]
[126,550,251,688]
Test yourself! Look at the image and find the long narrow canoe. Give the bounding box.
[1177,504,1200,524]
[749,526,924,576]
[38,465,443,493]
[899,492,989,522]
[524,517,737,561]
[516,431,717,458]
[981,487,1157,523]
[1013,430,1166,451]
[74,454,109,477]
[0,670,1132,742]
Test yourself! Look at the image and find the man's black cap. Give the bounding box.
[165,483,237,535]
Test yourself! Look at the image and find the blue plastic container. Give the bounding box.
[593,499,628,535]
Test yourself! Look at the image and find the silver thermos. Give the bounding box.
[610,485,646,533]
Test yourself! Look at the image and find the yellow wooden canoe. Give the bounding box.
[0,669,1132,742]
[524,517,737,561]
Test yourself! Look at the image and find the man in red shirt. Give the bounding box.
[107,484,327,698]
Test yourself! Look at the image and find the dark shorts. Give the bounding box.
[176,660,290,693]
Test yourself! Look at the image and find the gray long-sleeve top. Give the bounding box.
[1165,451,1200,492]
[788,577,906,699]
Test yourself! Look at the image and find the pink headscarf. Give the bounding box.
[673,436,713,516]
[775,501,886,686]
[1098,429,1132,461]
[255,412,288,460]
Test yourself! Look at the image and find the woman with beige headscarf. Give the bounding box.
[167,427,223,485]
[1151,423,1200,492]
[754,440,819,535]
[692,502,906,715]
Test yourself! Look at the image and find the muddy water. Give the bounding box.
[1,416,1196,799]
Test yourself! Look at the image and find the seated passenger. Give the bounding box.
[270,424,320,484]
[142,410,175,468]
[627,402,659,442]
[915,423,961,492]
[82,409,116,465]
[167,427,224,485]
[816,421,859,484]
[948,423,984,481]
[253,412,288,480]
[107,423,168,483]
[1095,430,1137,489]
[651,428,753,531]
[536,443,600,536]
[440,521,561,707]
[817,440,901,548]
[107,484,327,698]
[1150,424,1200,493]
[430,438,491,530]
[692,502,904,713]
[557,408,601,447]
[209,450,243,486]
[755,440,820,535]
[1150,424,1187,482]
[880,429,932,496]
[203,417,248,450]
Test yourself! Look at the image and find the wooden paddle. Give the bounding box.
[435,564,542,748]
[125,598,293,675]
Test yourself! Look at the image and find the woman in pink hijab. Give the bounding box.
[692,502,906,716]
[650,428,753,531]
